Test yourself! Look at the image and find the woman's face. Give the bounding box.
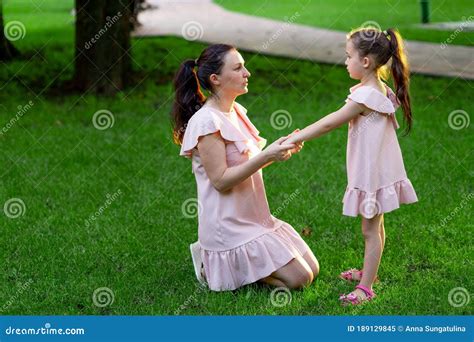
[212,49,251,97]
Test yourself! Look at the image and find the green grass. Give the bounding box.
[0,0,473,315]
[217,0,474,46]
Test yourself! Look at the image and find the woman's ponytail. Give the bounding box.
[171,59,205,144]
[387,28,412,134]
[171,44,236,144]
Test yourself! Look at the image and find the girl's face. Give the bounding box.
[345,40,367,80]
[211,49,251,97]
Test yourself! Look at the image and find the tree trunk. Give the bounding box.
[0,4,20,61]
[73,0,133,95]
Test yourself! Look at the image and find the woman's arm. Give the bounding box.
[284,101,364,144]
[197,133,295,192]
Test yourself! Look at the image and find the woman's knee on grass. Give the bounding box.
[303,251,320,278]
[284,271,313,289]
[274,257,314,289]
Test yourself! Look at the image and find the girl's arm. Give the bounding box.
[197,133,295,192]
[284,101,364,144]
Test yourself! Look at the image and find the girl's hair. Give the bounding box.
[348,27,412,133]
[171,44,236,144]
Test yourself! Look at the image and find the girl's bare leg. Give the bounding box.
[348,215,385,282]
[348,214,384,299]
[379,215,385,253]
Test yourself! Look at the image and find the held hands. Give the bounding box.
[263,136,296,162]
[283,129,304,154]
[263,130,304,163]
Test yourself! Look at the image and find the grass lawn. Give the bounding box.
[0,0,472,315]
[217,0,474,46]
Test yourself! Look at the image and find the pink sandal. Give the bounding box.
[339,269,379,283]
[339,284,376,306]
[339,268,363,281]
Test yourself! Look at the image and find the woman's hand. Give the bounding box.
[291,141,304,154]
[284,129,304,154]
[198,132,296,192]
[262,136,296,162]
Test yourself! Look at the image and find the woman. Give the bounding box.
[172,44,319,291]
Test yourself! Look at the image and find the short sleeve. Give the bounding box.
[179,108,251,158]
[346,85,397,115]
[234,103,267,150]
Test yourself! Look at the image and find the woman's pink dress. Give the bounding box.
[343,84,418,218]
[180,102,312,291]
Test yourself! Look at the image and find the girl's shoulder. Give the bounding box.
[347,83,398,114]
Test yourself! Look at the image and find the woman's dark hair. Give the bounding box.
[171,44,236,144]
[348,27,412,134]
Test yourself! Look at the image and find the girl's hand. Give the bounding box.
[263,136,296,162]
[283,129,304,153]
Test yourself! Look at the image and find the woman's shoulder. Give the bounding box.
[180,107,225,158]
[191,105,220,120]
[188,106,224,128]
[189,102,248,127]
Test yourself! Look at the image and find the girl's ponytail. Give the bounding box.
[386,28,412,134]
[171,59,205,144]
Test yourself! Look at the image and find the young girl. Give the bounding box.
[284,27,418,305]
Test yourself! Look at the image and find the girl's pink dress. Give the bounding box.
[180,102,312,291]
[343,84,418,218]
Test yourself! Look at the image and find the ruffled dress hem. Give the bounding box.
[201,223,311,291]
[342,178,418,218]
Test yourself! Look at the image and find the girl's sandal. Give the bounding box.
[339,268,362,281]
[339,284,376,306]
[339,269,379,283]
